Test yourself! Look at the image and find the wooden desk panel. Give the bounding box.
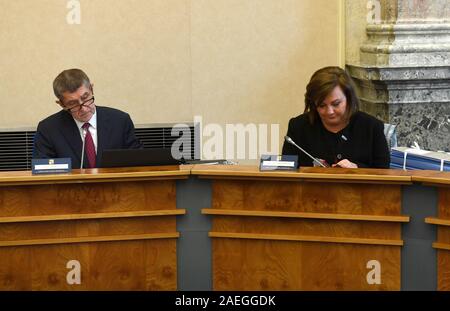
[203,176,406,290]
[411,170,450,186]
[0,240,176,290]
[192,165,412,184]
[210,179,403,215]
[212,239,399,290]
[0,168,187,290]
[437,188,450,290]
[0,165,447,291]
[419,171,450,290]
[0,180,178,217]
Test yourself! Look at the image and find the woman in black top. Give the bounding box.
[282,66,390,168]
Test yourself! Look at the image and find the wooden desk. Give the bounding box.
[0,166,189,290]
[193,165,412,290]
[0,165,448,291]
[413,171,450,290]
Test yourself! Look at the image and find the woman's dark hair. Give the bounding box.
[304,66,360,124]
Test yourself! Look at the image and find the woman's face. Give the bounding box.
[316,86,348,129]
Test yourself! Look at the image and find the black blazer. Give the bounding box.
[33,106,142,168]
[282,111,390,168]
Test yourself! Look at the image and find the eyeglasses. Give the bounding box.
[65,96,95,113]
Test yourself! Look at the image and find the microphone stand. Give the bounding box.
[284,135,327,168]
[80,129,87,169]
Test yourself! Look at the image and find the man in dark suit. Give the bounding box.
[33,68,142,168]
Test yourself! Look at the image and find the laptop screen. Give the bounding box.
[101,148,181,168]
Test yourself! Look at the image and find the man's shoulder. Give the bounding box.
[96,106,130,120]
[38,110,71,127]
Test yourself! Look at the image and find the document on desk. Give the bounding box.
[390,147,450,171]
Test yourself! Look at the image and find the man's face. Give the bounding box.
[59,84,96,123]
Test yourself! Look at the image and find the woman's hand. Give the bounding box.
[332,159,358,168]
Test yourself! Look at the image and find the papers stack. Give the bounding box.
[390,147,450,171]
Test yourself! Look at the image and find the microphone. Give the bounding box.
[284,135,327,168]
[80,128,87,169]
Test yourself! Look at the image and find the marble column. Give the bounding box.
[346,0,450,151]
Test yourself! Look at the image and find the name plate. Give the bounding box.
[32,158,72,175]
[259,155,298,171]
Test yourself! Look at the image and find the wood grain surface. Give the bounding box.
[211,180,402,216]
[410,170,450,186]
[0,174,181,290]
[191,165,412,184]
[0,180,177,217]
[0,165,190,186]
[212,239,400,290]
[437,188,450,290]
[208,178,404,290]
[0,240,176,290]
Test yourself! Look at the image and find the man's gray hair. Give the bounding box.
[53,69,91,101]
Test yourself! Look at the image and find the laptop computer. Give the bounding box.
[101,148,181,168]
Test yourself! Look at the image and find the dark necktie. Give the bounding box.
[82,123,96,168]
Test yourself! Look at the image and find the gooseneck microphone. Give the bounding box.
[284,136,327,168]
[80,128,87,169]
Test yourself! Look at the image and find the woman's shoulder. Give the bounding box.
[351,111,384,127]
[288,113,311,127]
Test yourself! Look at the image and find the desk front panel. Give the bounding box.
[207,179,405,290]
[0,179,179,290]
[437,187,450,290]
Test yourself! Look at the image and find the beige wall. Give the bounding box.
[345,0,368,65]
[0,0,192,127]
[0,0,342,158]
